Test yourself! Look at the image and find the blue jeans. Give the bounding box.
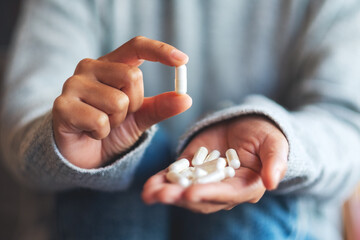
[170,194,304,240]
[55,129,311,240]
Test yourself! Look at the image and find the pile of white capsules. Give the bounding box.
[166,147,241,187]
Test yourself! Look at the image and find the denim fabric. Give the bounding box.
[55,128,173,240]
[56,129,307,240]
[170,193,309,240]
[56,189,170,240]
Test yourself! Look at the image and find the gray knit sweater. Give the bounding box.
[1,0,360,239]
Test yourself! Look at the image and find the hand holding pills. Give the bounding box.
[52,36,192,169]
[142,115,289,214]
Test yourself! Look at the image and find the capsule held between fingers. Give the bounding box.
[175,65,187,94]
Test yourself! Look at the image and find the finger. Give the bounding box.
[184,181,240,204]
[142,170,168,204]
[53,96,110,140]
[259,133,289,190]
[134,91,192,132]
[235,147,262,173]
[100,36,189,66]
[73,59,144,112]
[64,78,130,128]
[142,170,185,205]
[184,169,265,204]
[155,184,186,204]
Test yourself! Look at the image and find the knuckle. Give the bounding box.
[92,113,110,140]
[94,113,109,132]
[112,93,129,111]
[124,67,142,83]
[129,36,146,46]
[157,42,169,51]
[62,79,71,93]
[75,58,94,73]
[62,76,80,93]
[52,96,67,114]
[53,95,64,107]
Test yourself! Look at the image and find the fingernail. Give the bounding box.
[171,49,189,62]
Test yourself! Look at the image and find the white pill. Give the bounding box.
[197,158,227,173]
[175,65,187,94]
[224,166,235,178]
[226,148,241,169]
[179,167,195,179]
[216,157,227,169]
[166,171,191,187]
[191,146,208,166]
[204,150,221,162]
[168,158,190,172]
[195,170,225,184]
[194,167,208,178]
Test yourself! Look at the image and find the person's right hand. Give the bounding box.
[52,36,192,169]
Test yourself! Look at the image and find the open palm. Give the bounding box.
[142,115,288,213]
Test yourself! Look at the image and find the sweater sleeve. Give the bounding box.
[0,0,154,191]
[178,1,360,203]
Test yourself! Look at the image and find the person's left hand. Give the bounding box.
[142,115,288,214]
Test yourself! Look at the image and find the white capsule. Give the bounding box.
[191,146,208,166]
[168,158,190,172]
[179,167,195,179]
[195,170,225,184]
[194,167,208,178]
[197,158,227,173]
[216,157,227,169]
[226,148,241,169]
[166,171,191,187]
[204,150,221,163]
[175,65,187,94]
[224,166,235,178]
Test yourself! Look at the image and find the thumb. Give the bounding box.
[134,91,192,132]
[260,134,288,190]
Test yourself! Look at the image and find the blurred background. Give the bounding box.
[0,1,22,238]
[0,1,21,75]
